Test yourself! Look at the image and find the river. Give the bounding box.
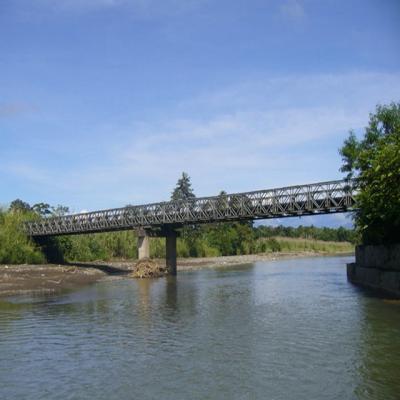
[1,256,399,400]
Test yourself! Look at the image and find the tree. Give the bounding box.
[32,203,51,217]
[171,172,195,201]
[171,172,198,255]
[216,190,229,212]
[9,199,31,213]
[51,205,70,216]
[339,102,400,244]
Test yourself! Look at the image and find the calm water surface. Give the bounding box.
[1,256,400,400]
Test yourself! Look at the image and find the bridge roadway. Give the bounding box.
[25,179,357,274]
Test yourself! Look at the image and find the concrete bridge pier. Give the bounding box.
[136,227,178,275]
[137,231,150,260]
[166,232,177,276]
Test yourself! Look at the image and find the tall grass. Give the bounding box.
[0,210,45,264]
[59,231,138,262]
[256,236,354,254]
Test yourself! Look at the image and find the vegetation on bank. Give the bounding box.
[0,202,355,265]
[340,102,400,245]
[263,237,353,253]
[0,209,45,264]
[0,210,354,264]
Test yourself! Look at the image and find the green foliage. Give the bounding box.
[254,224,358,243]
[260,237,353,253]
[150,238,165,258]
[9,199,31,213]
[171,171,199,255]
[51,205,70,216]
[32,203,51,217]
[171,172,195,201]
[257,236,354,253]
[205,222,255,256]
[339,102,400,244]
[0,209,45,264]
[57,231,137,262]
[265,238,281,252]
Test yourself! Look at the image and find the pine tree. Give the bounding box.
[171,172,195,201]
[171,172,198,256]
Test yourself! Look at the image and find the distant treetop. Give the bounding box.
[9,199,31,213]
[171,172,196,201]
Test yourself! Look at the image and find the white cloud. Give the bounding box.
[280,0,306,21]
[28,0,208,17]
[0,102,38,118]
[4,71,400,209]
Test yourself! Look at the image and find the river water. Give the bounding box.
[1,256,399,400]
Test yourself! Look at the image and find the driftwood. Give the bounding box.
[130,259,166,279]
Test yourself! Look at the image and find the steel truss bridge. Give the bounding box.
[25,179,357,238]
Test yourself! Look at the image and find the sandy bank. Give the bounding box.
[0,264,109,297]
[177,251,353,270]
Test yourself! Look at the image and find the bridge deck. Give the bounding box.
[25,179,357,237]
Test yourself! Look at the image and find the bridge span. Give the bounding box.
[25,179,357,274]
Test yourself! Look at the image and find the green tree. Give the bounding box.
[171,172,195,201]
[216,190,229,212]
[171,172,198,256]
[0,208,45,264]
[32,202,51,217]
[9,199,31,213]
[339,102,400,244]
[51,205,70,216]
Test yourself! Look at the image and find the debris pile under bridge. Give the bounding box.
[130,259,166,278]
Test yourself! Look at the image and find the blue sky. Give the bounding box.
[1,0,399,227]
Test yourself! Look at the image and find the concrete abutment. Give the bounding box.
[136,227,178,276]
[347,244,400,298]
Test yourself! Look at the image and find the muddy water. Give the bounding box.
[0,256,399,400]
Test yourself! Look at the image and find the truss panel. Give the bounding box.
[25,179,357,237]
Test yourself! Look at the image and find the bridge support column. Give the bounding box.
[137,232,150,260]
[166,232,177,276]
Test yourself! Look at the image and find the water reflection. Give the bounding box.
[355,298,400,400]
[0,300,28,334]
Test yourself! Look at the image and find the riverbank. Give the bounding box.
[0,250,353,297]
[177,251,353,270]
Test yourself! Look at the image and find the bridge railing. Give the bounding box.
[25,179,357,237]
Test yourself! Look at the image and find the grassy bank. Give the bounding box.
[0,210,45,264]
[262,237,354,254]
[60,234,353,263]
